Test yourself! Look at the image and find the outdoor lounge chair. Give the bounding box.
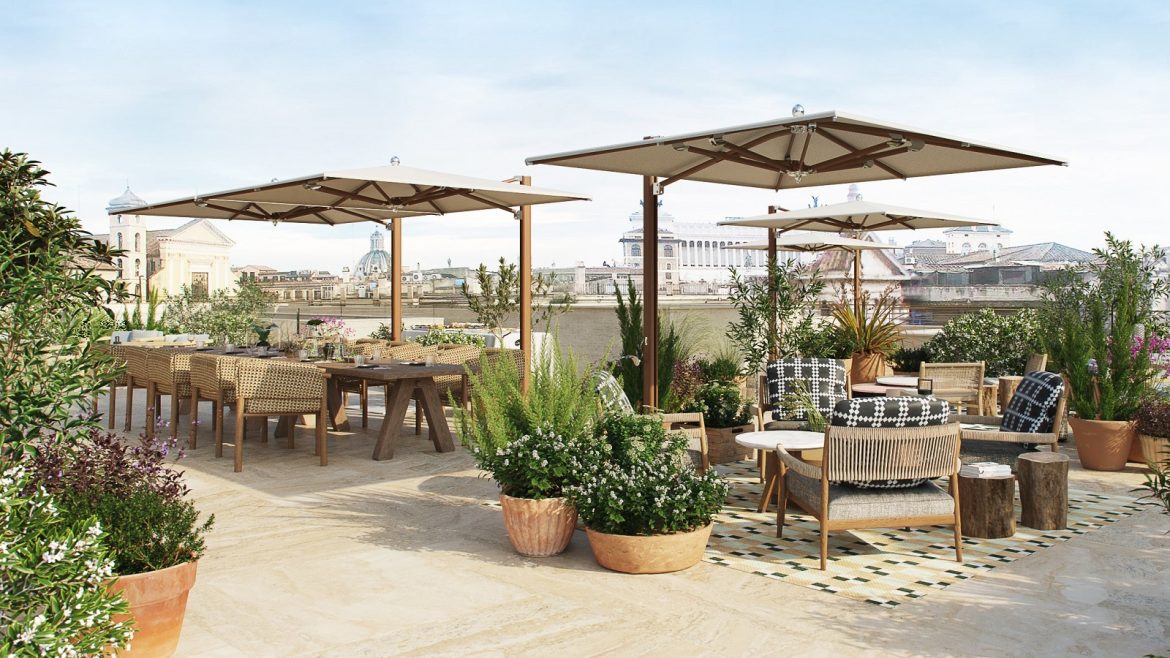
[227,359,327,472]
[954,370,1066,455]
[920,361,985,414]
[775,397,962,570]
[756,358,850,431]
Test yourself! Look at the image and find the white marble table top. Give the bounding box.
[876,375,919,388]
[735,430,824,452]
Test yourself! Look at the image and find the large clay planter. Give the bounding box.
[1138,433,1170,466]
[1069,417,1135,471]
[500,494,577,557]
[705,424,755,464]
[585,523,713,574]
[1128,432,1149,464]
[110,561,198,658]
[850,352,886,384]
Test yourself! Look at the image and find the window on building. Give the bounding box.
[665,272,672,280]
[190,272,209,299]
[117,232,123,250]
[665,262,671,270]
[631,243,641,257]
[978,243,987,251]
[663,244,674,257]
[134,233,141,251]
[116,258,123,278]
[134,258,141,277]
[961,243,971,255]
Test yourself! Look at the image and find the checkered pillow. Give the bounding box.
[766,358,847,420]
[830,398,950,489]
[592,371,634,416]
[1001,371,1064,434]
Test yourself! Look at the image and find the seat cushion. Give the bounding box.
[786,470,955,521]
[766,358,847,420]
[1001,371,1064,434]
[830,398,950,488]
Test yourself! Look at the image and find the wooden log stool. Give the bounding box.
[958,474,1016,539]
[1017,452,1069,530]
[998,376,1024,415]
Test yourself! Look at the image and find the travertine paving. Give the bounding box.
[103,391,1170,657]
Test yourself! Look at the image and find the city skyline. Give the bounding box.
[4,2,1167,274]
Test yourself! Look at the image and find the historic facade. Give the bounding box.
[942,224,1013,255]
[102,187,236,298]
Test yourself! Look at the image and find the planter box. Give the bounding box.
[706,424,755,464]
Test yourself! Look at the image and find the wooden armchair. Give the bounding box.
[91,342,128,430]
[121,345,153,432]
[920,361,985,414]
[229,359,327,472]
[659,411,710,472]
[775,397,962,570]
[955,370,1066,454]
[189,354,243,450]
[145,349,192,440]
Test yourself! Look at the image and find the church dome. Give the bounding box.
[106,186,146,212]
[355,229,392,278]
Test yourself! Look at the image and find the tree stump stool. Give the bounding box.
[1017,452,1069,530]
[958,474,1016,539]
[998,376,1024,413]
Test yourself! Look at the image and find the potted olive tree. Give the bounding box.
[457,340,602,557]
[568,415,728,574]
[1041,233,1168,471]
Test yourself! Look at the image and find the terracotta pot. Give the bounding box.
[850,352,886,384]
[1128,432,1148,463]
[1069,417,1135,471]
[500,494,577,557]
[1138,433,1170,466]
[110,560,198,658]
[585,523,713,574]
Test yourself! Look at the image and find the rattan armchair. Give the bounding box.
[416,344,479,434]
[121,346,153,432]
[920,361,985,414]
[145,349,192,439]
[228,359,328,472]
[91,343,128,429]
[659,412,710,472]
[775,398,962,570]
[955,370,1066,453]
[189,354,243,450]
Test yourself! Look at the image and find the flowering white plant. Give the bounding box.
[471,425,606,499]
[0,466,134,655]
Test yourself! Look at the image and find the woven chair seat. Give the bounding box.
[244,398,325,415]
[786,471,954,521]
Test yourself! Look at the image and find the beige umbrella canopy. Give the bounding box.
[720,200,993,233]
[114,164,588,225]
[528,109,1062,407]
[109,163,590,368]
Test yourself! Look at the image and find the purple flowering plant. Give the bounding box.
[1134,394,1170,439]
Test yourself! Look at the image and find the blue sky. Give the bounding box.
[4,1,1168,273]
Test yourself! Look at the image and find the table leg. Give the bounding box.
[326,377,350,431]
[415,380,455,453]
[372,380,416,460]
[757,451,780,514]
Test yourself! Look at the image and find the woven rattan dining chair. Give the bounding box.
[91,342,129,429]
[145,349,193,440]
[227,359,328,472]
[775,397,962,570]
[121,345,153,432]
[415,344,478,434]
[189,354,244,450]
[919,361,985,415]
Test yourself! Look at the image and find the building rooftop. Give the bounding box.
[942,224,1014,235]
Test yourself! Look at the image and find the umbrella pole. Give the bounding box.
[767,207,778,362]
[391,217,402,342]
[852,249,862,319]
[642,175,659,411]
[519,177,532,393]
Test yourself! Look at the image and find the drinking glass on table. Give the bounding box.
[424,354,436,366]
[354,355,367,366]
[297,349,308,361]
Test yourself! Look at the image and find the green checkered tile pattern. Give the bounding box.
[704,461,1147,608]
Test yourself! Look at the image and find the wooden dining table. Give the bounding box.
[310,361,466,460]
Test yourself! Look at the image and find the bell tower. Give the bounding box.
[106,186,148,296]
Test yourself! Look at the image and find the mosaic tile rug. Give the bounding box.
[705,461,1147,608]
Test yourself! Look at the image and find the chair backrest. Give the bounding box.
[660,412,707,471]
[1024,353,1048,374]
[190,354,240,396]
[146,349,191,387]
[1001,371,1065,434]
[825,398,957,482]
[122,346,152,381]
[920,362,984,399]
[765,358,848,420]
[235,360,324,401]
[385,343,436,362]
[592,371,634,416]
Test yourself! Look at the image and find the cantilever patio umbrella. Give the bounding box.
[721,231,898,317]
[109,163,590,373]
[527,109,1066,407]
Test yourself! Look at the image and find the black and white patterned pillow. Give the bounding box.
[592,371,634,416]
[1001,371,1064,434]
[766,358,847,420]
[829,398,950,489]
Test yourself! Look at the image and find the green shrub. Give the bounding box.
[470,424,607,499]
[567,422,728,536]
[0,150,125,457]
[794,323,853,359]
[411,329,486,347]
[926,308,1040,377]
[164,279,273,343]
[696,352,742,384]
[613,280,692,408]
[0,465,134,654]
[727,257,825,375]
[686,382,752,428]
[891,344,934,373]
